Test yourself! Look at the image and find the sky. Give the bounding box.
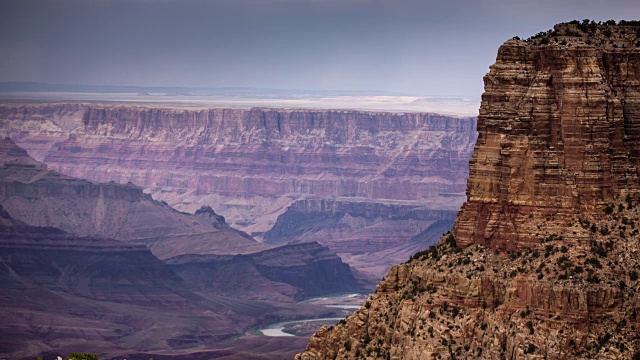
[1,0,639,98]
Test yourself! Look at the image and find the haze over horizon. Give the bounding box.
[1,0,639,98]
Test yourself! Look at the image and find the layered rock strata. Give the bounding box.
[0,137,267,258]
[297,22,640,360]
[454,22,640,250]
[0,104,476,281]
[0,105,476,232]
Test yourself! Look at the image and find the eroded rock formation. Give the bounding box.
[297,22,640,360]
[0,137,267,258]
[0,141,361,359]
[454,22,640,250]
[2,106,475,230]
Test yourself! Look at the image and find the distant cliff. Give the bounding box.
[0,137,267,258]
[0,105,476,282]
[0,105,476,229]
[297,21,640,360]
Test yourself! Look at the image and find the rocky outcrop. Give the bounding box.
[453,21,640,250]
[297,22,640,360]
[264,198,456,285]
[167,242,361,302]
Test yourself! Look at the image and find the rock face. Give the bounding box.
[167,242,361,302]
[0,137,267,258]
[297,22,640,360]
[264,198,456,285]
[454,22,640,250]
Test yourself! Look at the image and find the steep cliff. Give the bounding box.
[297,21,640,360]
[454,21,640,250]
[0,103,88,160]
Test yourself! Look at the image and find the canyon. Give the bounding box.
[0,138,359,359]
[297,21,640,359]
[0,105,477,282]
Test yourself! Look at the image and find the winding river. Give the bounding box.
[259,317,344,337]
[258,293,368,337]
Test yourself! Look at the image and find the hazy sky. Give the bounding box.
[1,0,639,97]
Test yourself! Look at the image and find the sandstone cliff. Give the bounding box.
[297,21,640,360]
[454,21,640,250]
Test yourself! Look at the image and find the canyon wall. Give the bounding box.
[297,22,640,360]
[0,105,475,233]
[0,138,267,258]
[0,140,361,358]
[0,105,476,281]
[454,23,640,250]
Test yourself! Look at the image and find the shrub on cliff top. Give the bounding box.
[68,353,99,360]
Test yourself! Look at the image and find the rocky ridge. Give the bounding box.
[297,21,640,360]
[0,141,360,359]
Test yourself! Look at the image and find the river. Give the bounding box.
[258,293,369,337]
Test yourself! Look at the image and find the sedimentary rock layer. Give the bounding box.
[297,22,640,360]
[0,105,476,234]
[0,137,267,258]
[453,22,640,250]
